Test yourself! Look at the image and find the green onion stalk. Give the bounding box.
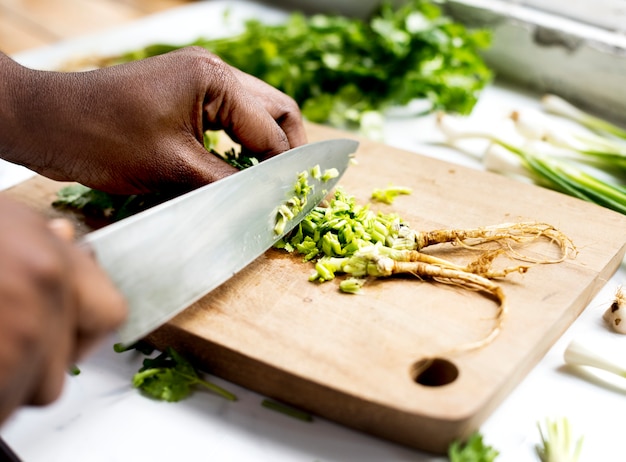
[437,111,626,215]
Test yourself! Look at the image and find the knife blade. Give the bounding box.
[81,138,359,344]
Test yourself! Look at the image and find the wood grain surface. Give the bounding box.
[0,0,190,54]
[6,122,626,453]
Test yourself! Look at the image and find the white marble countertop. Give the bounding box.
[1,2,625,460]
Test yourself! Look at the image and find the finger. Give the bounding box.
[28,318,71,405]
[209,91,292,160]
[24,246,75,406]
[71,247,128,360]
[229,67,308,149]
[48,219,128,360]
[254,93,308,153]
[201,58,292,159]
[0,273,71,408]
[48,218,124,356]
[275,108,308,150]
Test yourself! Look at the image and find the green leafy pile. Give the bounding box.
[129,346,237,402]
[89,0,492,132]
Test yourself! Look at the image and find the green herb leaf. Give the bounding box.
[448,432,499,462]
[130,347,237,402]
[87,0,492,134]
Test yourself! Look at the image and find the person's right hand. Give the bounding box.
[0,195,127,424]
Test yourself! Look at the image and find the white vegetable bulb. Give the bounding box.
[510,108,551,140]
[541,94,587,122]
[511,108,592,152]
[564,338,626,378]
[602,286,626,334]
[483,143,527,177]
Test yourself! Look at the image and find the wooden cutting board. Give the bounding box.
[6,122,626,454]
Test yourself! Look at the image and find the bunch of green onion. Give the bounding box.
[437,94,626,215]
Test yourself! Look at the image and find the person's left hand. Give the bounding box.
[1,47,307,195]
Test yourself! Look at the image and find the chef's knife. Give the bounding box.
[81,138,359,345]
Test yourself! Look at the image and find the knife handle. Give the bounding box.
[0,436,22,462]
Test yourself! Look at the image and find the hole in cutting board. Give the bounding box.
[411,357,458,386]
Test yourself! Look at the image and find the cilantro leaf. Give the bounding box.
[91,0,492,134]
[131,347,237,402]
[448,433,500,462]
[53,184,117,216]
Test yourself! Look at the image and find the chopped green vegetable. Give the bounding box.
[261,399,313,422]
[68,364,81,376]
[536,417,583,462]
[131,347,237,402]
[310,164,322,180]
[274,168,315,235]
[276,187,404,263]
[338,277,366,294]
[113,341,155,355]
[273,163,342,237]
[371,185,412,204]
[74,0,492,134]
[204,130,259,170]
[448,432,499,461]
[321,168,339,182]
[277,188,573,352]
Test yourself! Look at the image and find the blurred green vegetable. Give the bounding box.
[261,399,313,422]
[448,432,499,461]
[371,184,412,204]
[536,417,583,462]
[131,346,237,402]
[83,0,492,134]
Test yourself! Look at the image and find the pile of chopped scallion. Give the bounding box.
[275,187,407,290]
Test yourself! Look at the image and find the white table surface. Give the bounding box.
[1,2,624,460]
